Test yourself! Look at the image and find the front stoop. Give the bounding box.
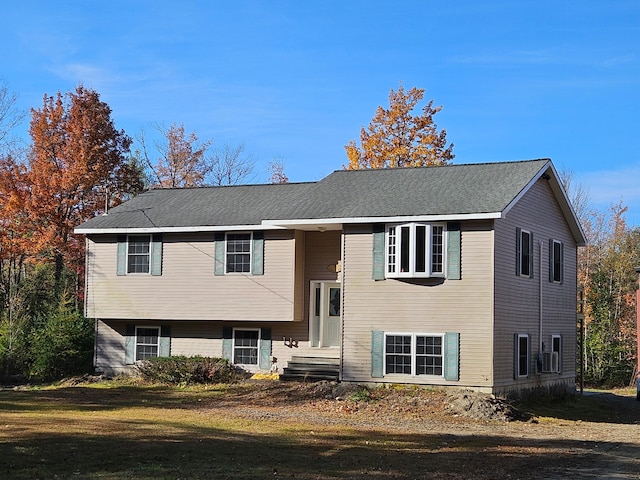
[280,356,340,382]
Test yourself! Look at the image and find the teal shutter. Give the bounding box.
[513,333,519,379]
[214,232,225,275]
[559,241,564,285]
[371,330,384,378]
[446,222,461,280]
[124,324,135,364]
[372,224,385,280]
[444,332,460,381]
[515,228,521,276]
[548,238,554,283]
[252,232,264,275]
[150,234,163,276]
[259,328,272,370]
[117,235,127,276]
[159,325,171,357]
[528,233,534,279]
[222,326,233,361]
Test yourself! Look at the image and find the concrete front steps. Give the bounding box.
[280,356,340,382]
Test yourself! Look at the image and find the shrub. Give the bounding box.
[136,356,248,385]
[28,298,94,381]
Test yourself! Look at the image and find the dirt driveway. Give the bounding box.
[208,381,640,479]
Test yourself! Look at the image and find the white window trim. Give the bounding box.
[383,332,445,377]
[551,334,562,372]
[385,223,447,278]
[127,234,151,274]
[225,232,253,274]
[135,326,160,361]
[516,333,530,378]
[232,327,260,365]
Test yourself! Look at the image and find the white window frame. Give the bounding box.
[385,223,446,278]
[516,333,530,378]
[232,328,260,365]
[384,332,444,377]
[518,229,532,278]
[550,239,563,283]
[135,326,160,361]
[225,232,252,274]
[551,334,562,372]
[127,235,151,274]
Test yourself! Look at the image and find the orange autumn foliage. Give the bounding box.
[345,83,454,170]
[0,85,142,279]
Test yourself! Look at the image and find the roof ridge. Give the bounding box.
[326,158,551,176]
[146,180,318,192]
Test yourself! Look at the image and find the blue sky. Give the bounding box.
[2,1,639,225]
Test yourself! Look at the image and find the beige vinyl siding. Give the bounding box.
[95,320,129,375]
[85,230,298,321]
[95,318,325,374]
[261,230,344,361]
[493,178,577,391]
[171,322,222,357]
[254,230,343,364]
[341,222,494,388]
[293,230,305,322]
[303,230,342,309]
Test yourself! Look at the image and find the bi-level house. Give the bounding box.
[75,159,586,395]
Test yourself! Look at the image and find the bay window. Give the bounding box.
[386,223,445,278]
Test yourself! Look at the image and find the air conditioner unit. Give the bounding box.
[542,351,559,373]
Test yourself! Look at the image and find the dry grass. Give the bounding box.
[0,379,638,479]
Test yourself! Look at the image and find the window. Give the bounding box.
[386,223,446,278]
[516,228,533,278]
[550,239,563,283]
[515,334,530,378]
[136,327,159,361]
[552,334,562,372]
[128,235,151,274]
[233,329,259,365]
[226,233,252,273]
[385,333,444,376]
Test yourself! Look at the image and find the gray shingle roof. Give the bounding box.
[75,159,554,231]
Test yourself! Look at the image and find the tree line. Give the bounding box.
[0,84,286,380]
[0,81,637,386]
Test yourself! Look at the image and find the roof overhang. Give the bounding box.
[74,224,286,235]
[262,212,503,231]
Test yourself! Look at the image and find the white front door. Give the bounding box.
[310,282,341,348]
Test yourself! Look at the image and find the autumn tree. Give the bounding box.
[0,81,27,152]
[267,157,288,184]
[139,123,213,188]
[345,83,454,169]
[26,85,143,282]
[577,203,640,386]
[208,143,255,186]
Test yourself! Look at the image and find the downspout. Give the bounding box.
[539,240,544,372]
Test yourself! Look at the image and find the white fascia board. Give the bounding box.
[74,224,285,235]
[262,212,502,228]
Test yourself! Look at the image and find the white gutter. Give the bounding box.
[75,212,504,235]
[262,212,502,228]
[74,224,286,235]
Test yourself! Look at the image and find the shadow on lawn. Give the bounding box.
[0,384,213,413]
[0,415,638,480]
[515,391,639,425]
